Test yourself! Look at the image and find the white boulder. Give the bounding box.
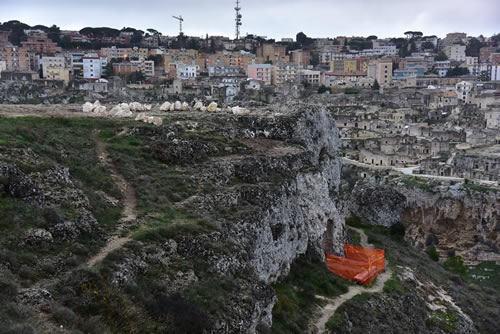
[160,102,171,111]
[193,101,203,111]
[174,101,182,111]
[169,103,175,111]
[135,113,147,121]
[82,102,94,113]
[182,102,189,111]
[207,102,217,112]
[144,104,152,111]
[152,117,163,126]
[232,106,250,116]
[200,106,207,112]
[94,106,107,114]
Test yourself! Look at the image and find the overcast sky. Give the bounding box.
[2,0,499,39]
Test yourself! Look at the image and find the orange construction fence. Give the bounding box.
[326,244,385,285]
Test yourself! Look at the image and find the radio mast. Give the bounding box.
[235,0,242,39]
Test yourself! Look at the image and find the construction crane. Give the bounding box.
[172,15,184,35]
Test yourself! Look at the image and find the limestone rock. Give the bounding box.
[174,101,182,111]
[182,102,189,111]
[208,102,218,112]
[160,102,171,111]
[193,101,203,111]
[232,106,250,116]
[82,102,93,113]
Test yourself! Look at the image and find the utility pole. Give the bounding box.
[235,0,242,40]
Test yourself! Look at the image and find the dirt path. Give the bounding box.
[310,227,392,334]
[86,134,137,267]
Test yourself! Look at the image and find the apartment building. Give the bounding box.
[0,46,35,71]
[21,32,57,55]
[297,69,321,86]
[272,64,297,87]
[100,46,149,60]
[247,64,273,85]
[367,59,393,87]
[443,44,466,61]
[83,54,107,79]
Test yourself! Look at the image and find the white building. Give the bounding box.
[443,45,466,61]
[455,81,473,104]
[490,64,500,81]
[0,60,6,73]
[83,53,107,79]
[485,110,500,129]
[176,63,197,80]
[40,55,67,78]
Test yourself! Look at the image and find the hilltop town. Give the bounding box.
[1,20,499,187]
[0,14,500,334]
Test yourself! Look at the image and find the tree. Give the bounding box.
[466,37,483,57]
[317,85,328,94]
[47,25,60,43]
[310,53,320,67]
[296,32,308,45]
[128,71,146,83]
[435,52,448,61]
[421,41,435,50]
[366,35,378,41]
[372,80,380,90]
[446,66,469,77]
[147,54,163,66]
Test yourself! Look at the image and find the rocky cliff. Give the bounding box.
[0,105,346,333]
[341,165,500,264]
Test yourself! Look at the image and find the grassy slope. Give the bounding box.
[325,220,500,334]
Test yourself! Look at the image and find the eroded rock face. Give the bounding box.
[399,185,500,264]
[342,172,500,264]
[103,105,345,332]
[347,184,406,227]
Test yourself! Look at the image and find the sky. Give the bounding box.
[1,0,499,40]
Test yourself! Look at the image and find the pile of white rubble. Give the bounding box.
[159,101,250,115]
[82,101,153,118]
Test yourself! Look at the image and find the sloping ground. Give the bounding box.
[0,105,346,333]
[310,227,392,333]
[322,224,499,334]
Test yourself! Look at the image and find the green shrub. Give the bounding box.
[425,246,440,262]
[426,310,456,331]
[390,222,405,240]
[345,215,362,228]
[383,274,405,294]
[443,256,466,275]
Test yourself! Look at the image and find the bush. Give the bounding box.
[52,305,77,327]
[443,256,466,275]
[390,223,405,240]
[425,246,440,262]
[383,274,405,294]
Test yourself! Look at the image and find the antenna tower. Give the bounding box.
[235,0,242,39]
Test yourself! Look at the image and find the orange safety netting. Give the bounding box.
[326,244,385,285]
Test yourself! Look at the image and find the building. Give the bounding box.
[256,44,286,63]
[0,60,6,73]
[455,81,473,104]
[272,64,297,87]
[485,109,500,129]
[479,47,498,63]
[44,67,71,85]
[324,72,372,88]
[176,63,197,79]
[490,64,500,81]
[131,58,155,77]
[289,49,310,67]
[0,46,36,71]
[21,32,57,55]
[83,54,107,79]
[367,59,392,87]
[443,44,466,61]
[113,62,139,77]
[100,46,149,60]
[40,55,66,77]
[297,69,321,86]
[247,64,273,85]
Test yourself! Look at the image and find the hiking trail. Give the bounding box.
[309,227,392,333]
[86,134,137,267]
